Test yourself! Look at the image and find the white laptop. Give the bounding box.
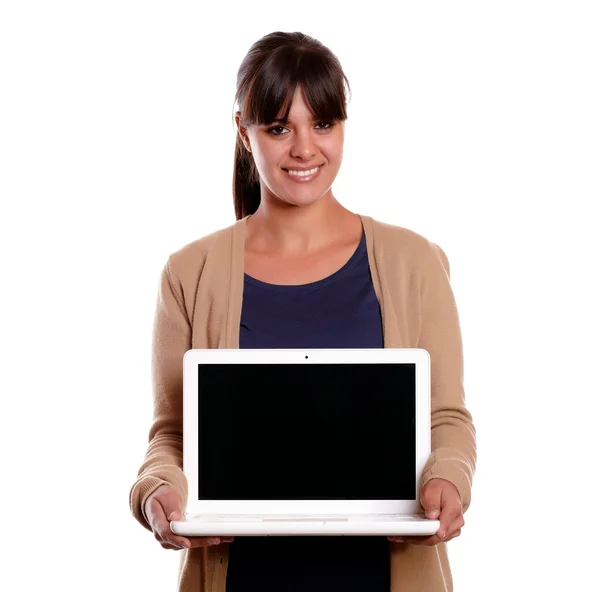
[171,348,440,537]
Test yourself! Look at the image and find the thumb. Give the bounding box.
[157,487,183,521]
[421,480,442,519]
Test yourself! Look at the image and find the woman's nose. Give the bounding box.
[290,128,317,159]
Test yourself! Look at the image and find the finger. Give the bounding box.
[147,495,170,531]
[157,509,227,549]
[444,528,462,542]
[144,485,176,519]
[145,494,161,524]
[156,490,183,523]
[420,479,444,520]
[389,534,437,546]
[391,516,464,546]
[441,514,465,542]
[161,540,187,551]
[437,508,461,541]
[389,509,464,546]
[152,522,191,549]
[147,497,191,549]
[186,537,223,548]
[436,488,462,540]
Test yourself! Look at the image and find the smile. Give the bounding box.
[283,165,323,183]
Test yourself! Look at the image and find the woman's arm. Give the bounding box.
[418,242,477,515]
[129,256,191,531]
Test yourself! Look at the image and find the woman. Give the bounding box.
[129,31,477,592]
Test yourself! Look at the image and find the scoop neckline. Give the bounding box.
[244,230,366,292]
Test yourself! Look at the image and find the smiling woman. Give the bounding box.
[129,29,476,592]
[231,32,351,219]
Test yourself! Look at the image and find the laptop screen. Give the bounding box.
[197,363,416,500]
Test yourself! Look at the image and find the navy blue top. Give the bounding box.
[226,230,389,592]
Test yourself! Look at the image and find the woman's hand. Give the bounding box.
[145,485,235,550]
[387,478,464,546]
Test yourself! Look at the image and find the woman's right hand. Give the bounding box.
[145,484,235,550]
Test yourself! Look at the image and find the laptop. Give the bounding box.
[170,348,440,537]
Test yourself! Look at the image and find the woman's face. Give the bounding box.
[236,86,345,209]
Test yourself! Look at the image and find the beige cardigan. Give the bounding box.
[129,213,477,592]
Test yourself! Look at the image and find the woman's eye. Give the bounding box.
[266,121,334,135]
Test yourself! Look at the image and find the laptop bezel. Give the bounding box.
[182,348,431,516]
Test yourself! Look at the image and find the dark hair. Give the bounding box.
[232,32,351,220]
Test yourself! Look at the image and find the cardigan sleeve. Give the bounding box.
[129,256,191,531]
[418,243,477,514]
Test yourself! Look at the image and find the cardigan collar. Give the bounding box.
[222,213,402,348]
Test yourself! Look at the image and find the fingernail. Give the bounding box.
[182,540,190,548]
[427,510,440,519]
[438,530,446,539]
[168,512,177,520]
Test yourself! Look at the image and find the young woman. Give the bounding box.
[130,31,477,592]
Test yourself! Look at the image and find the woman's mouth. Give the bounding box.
[282,164,323,183]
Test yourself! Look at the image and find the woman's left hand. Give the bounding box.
[387,478,464,546]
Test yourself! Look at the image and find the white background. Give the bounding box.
[1,1,599,590]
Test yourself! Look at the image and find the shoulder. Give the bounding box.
[163,220,237,283]
[366,215,450,278]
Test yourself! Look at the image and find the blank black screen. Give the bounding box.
[198,363,416,500]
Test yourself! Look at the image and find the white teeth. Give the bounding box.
[287,166,319,177]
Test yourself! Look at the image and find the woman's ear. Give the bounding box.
[235,112,252,153]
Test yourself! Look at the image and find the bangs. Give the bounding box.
[241,45,349,126]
